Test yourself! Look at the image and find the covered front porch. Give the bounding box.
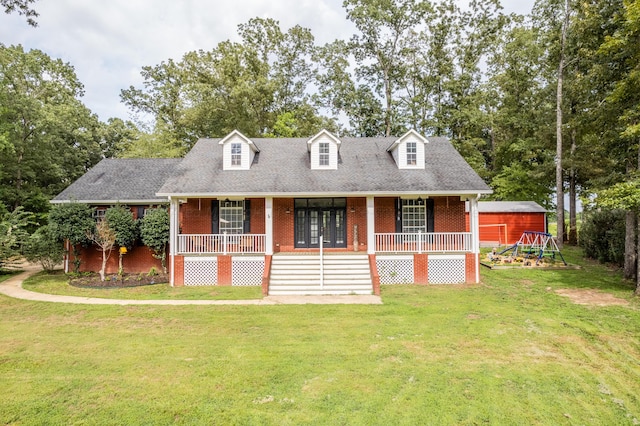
[167,195,482,292]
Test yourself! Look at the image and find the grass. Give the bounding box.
[22,270,263,300]
[2,246,640,424]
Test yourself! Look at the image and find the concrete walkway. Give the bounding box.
[0,265,382,306]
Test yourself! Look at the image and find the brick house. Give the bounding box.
[51,158,181,275]
[54,129,491,295]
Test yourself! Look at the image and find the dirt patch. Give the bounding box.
[555,289,629,307]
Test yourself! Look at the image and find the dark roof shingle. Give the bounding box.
[158,136,491,196]
[53,158,181,203]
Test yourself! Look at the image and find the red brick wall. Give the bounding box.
[434,197,465,232]
[466,253,477,283]
[173,255,184,286]
[180,198,213,234]
[218,255,232,286]
[375,197,397,233]
[273,198,294,252]
[414,254,429,284]
[75,244,164,275]
[249,198,265,234]
[346,197,367,251]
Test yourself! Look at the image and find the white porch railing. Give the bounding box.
[375,232,472,253]
[178,234,266,254]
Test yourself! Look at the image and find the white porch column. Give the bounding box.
[169,197,180,286]
[265,197,273,255]
[469,196,480,283]
[366,196,375,255]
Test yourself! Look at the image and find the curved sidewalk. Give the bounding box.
[0,266,382,305]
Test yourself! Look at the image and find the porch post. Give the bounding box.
[169,196,180,286]
[265,197,273,255]
[469,196,480,283]
[367,196,375,254]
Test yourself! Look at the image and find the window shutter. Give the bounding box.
[395,198,402,233]
[426,199,435,232]
[243,200,251,233]
[211,200,219,234]
[136,207,145,220]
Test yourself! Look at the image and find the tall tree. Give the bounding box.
[344,0,432,136]
[1,0,38,26]
[0,45,103,215]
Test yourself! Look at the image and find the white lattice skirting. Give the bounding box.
[232,256,264,286]
[184,257,218,286]
[376,255,414,284]
[428,254,466,284]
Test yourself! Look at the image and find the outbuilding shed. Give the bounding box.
[466,201,547,246]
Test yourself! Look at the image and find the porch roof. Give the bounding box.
[52,158,182,204]
[158,136,491,197]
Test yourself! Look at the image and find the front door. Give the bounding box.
[295,198,346,248]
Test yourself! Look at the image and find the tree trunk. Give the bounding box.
[100,249,107,282]
[568,130,577,245]
[636,208,640,296]
[625,210,636,280]
[555,0,569,249]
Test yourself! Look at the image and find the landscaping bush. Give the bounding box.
[579,208,625,266]
[24,226,64,271]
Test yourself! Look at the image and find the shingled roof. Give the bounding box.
[157,136,491,197]
[52,158,181,204]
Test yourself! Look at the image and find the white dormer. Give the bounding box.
[307,129,341,170]
[219,130,260,170]
[387,129,428,169]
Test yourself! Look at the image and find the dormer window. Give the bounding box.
[219,130,259,170]
[387,129,428,169]
[406,142,417,166]
[231,143,242,166]
[319,142,330,166]
[307,129,341,170]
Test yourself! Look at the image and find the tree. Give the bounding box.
[24,226,63,271]
[0,45,103,215]
[344,0,431,136]
[104,205,137,249]
[139,208,170,273]
[0,204,32,269]
[1,0,38,26]
[86,219,115,282]
[48,203,95,273]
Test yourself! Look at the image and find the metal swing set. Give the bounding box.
[496,231,567,266]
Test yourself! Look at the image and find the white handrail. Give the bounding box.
[375,232,472,253]
[177,234,266,254]
[319,231,324,289]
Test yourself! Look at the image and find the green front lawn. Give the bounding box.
[1,246,639,424]
[22,271,263,300]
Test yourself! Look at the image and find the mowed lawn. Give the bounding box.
[1,247,640,425]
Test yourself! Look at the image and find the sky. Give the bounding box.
[0,0,535,123]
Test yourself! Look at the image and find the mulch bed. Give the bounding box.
[69,272,169,288]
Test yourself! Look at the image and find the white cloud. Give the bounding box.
[0,0,532,122]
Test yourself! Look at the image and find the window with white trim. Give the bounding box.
[402,199,426,233]
[231,143,242,166]
[319,142,330,166]
[220,200,244,234]
[406,141,417,166]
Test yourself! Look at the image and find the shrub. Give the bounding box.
[140,208,169,273]
[24,226,64,271]
[579,208,625,266]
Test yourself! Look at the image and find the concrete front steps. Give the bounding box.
[268,253,373,295]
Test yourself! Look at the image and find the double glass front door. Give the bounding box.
[295,198,346,248]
